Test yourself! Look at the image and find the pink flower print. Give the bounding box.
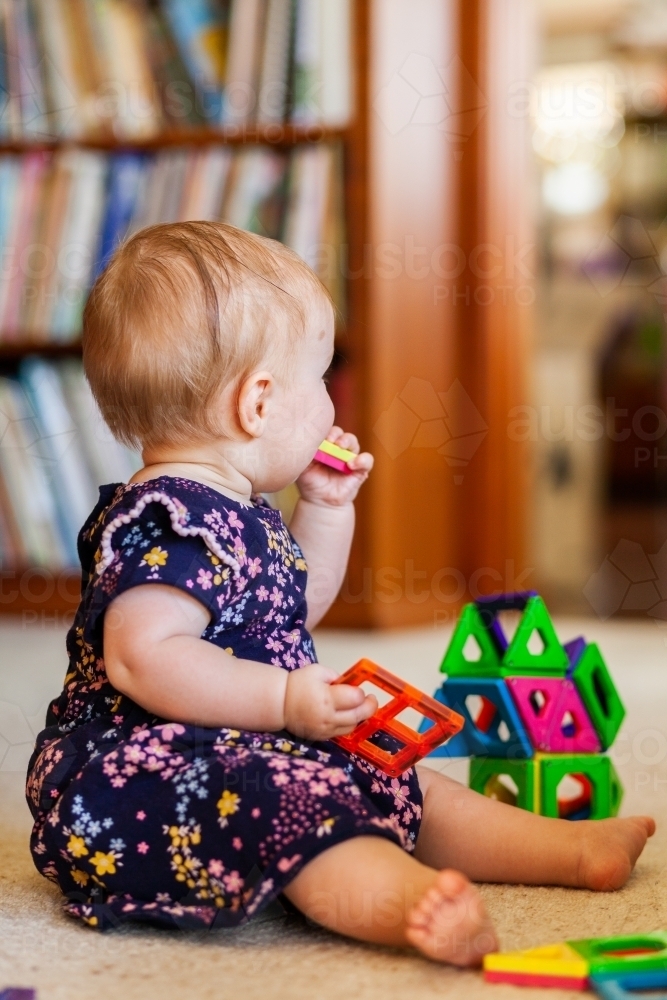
[232,837,243,850]
[156,723,185,742]
[247,557,261,578]
[266,637,284,653]
[270,587,283,607]
[309,780,329,797]
[282,630,301,647]
[272,772,290,787]
[137,842,149,854]
[111,775,126,788]
[186,580,193,588]
[390,778,410,810]
[223,871,243,893]
[284,652,296,668]
[256,586,269,602]
[208,859,224,878]
[297,650,311,667]
[320,767,347,787]
[268,758,290,770]
[145,757,165,772]
[228,510,243,530]
[113,715,124,725]
[413,803,422,820]
[277,854,302,873]
[232,537,246,561]
[136,811,146,821]
[122,764,138,776]
[251,808,261,818]
[197,568,213,590]
[270,656,281,667]
[124,746,146,765]
[371,779,381,794]
[103,761,118,776]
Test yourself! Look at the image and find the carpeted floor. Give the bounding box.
[2,617,667,1000]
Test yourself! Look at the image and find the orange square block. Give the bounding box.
[331,659,464,777]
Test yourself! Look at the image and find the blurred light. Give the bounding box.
[533,62,625,163]
[542,162,610,216]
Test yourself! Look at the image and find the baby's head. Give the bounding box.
[83,221,336,492]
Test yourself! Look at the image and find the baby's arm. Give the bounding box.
[104,582,376,736]
[291,427,373,629]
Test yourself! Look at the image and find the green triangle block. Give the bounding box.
[440,603,503,677]
[572,643,625,751]
[501,596,568,675]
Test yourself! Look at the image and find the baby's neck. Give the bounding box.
[129,460,253,505]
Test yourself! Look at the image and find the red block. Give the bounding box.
[332,659,464,777]
[484,970,589,990]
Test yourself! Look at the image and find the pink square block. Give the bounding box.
[506,676,601,754]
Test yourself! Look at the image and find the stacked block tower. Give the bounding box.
[421,592,626,820]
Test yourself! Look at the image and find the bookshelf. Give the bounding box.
[0,0,534,628]
[0,0,368,621]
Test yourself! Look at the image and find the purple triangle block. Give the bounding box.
[564,637,586,677]
[506,676,601,753]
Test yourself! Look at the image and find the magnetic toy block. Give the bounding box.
[506,676,601,754]
[592,968,667,999]
[0,991,37,1000]
[435,677,533,758]
[469,757,539,811]
[538,753,623,820]
[572,643,626,750]
[475,590,538,652]
[565,636,587,675]
[569,931,667,978]
[484,941,590,990]
[501,595,569,675]
[440,603,504,678]
[331,659,464,777]
[314,438,356,474]
[417,687,470,756]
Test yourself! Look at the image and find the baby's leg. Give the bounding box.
[282,836,498,965]
[415,767,655,890]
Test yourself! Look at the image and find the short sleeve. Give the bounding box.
[84,489,244,639]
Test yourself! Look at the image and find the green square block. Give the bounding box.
[441,603,504,678]
[538,753,624,820]
[568,930,667,977]
[572,643,626,750]
[501,596,568,676]
[469,757,539,812]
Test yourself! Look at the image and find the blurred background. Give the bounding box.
[0,0,666,631]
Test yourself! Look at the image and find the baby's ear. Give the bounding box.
[237,370,275,437]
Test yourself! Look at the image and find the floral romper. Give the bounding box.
[26,477,423,931]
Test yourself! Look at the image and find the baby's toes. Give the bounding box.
[406,869,497,966]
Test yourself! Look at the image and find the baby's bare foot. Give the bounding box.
[576,816,656,891]
[405,869,498,966]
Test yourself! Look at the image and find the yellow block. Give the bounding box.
[484,942,590,978]
[318,439,356,462]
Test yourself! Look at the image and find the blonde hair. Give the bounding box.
[83,221,332,450]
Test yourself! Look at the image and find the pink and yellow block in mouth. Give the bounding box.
[314,439,356,474]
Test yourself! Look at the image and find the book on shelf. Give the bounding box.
[0,140,346,343]
[0,357,140,570]
[0,0,352,140]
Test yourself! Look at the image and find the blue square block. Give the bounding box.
[433,678,533,759]
[591,969,667,999]
[418,687,470,756]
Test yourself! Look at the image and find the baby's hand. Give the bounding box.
[284,663,377,741]
[297,428,374,507]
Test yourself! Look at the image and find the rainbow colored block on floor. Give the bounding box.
[483,930,667,991]
[418,591,626,820]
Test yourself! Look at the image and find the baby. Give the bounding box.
[27,222,654,965]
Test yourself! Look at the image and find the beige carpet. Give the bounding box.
[2,618,667,999]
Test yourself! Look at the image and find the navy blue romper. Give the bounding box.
[26,477,423,930]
